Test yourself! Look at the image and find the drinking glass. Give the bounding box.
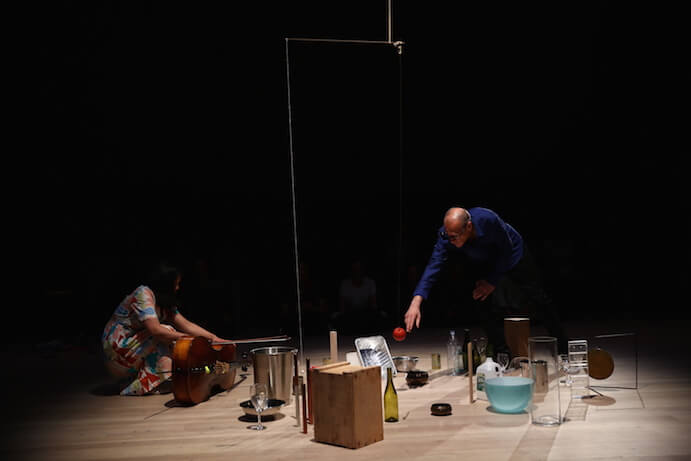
[249,383,268,430]
[528,336,561,426]
[431,353,441,370]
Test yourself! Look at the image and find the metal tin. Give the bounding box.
[355,335,397,378]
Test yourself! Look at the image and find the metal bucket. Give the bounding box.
[251,346,297,405]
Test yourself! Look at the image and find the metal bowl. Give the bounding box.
[392,355,419,372]
[239,399,286,416]
[405,370,429,387]
[430,402,452,416]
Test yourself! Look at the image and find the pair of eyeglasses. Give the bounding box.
[439,229,463,242]
[439,221,469,242]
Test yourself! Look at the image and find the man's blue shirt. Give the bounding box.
[413,207,524,300]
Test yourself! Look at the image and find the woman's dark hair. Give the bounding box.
[144,260,183,313]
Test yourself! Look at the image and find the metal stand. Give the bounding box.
[589,332,639,390]
[284,1,405,373]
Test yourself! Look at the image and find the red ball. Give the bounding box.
[393,327,406,342]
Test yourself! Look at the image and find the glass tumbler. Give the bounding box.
[528,336,561,426]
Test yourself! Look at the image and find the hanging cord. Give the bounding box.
[396,47,404,322]
[284,28,404,361]
[284,38,305,371]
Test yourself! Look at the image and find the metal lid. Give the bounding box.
[250,346,297,355]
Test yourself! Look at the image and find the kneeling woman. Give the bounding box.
[102,261,227,395]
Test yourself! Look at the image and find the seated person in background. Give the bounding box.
[278,260,330,336]
[331,258,388,335]
[102,260,228,395]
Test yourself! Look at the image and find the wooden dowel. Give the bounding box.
[330,330,338,363]
[468,342,474,404]
[294,376,302,428]
[306,358,313,424]
[313,361,350,371]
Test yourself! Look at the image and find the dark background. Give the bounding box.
[13,1,688,347]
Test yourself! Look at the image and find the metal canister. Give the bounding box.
[251,346,298,404]
[532,359,548,393]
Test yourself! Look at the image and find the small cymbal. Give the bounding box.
[588,347,614,380]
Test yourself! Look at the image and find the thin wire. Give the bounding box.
[284,30,403,365]
[397,48,405,322]
[387,0,392,43]
[286,38,393,45]
[284,38,305,372]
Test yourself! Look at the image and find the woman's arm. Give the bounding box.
[142,317,189,343]
[172,312,226,342]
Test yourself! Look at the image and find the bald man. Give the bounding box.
[404,207,566,354]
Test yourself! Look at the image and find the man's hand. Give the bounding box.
[404,295,424,332]
[472,280,495,301]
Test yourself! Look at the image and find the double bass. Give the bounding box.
[172,335,290,404]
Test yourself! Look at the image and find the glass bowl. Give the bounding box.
[484,377,534,414]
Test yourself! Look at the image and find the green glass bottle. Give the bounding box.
[384,367,399,422]
[486,342,494,361]
[473,342,481,373]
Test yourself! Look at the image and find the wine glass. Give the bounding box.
[558,354,572,386]
[249,383,268,431]
[474,336,488,362]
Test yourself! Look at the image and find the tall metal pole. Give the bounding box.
[284,38,305,373]
[387,0,393,43]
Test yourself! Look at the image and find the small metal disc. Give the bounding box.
[588,348,614,380]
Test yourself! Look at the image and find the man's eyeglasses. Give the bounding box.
[439,229,462,242]
[439,221,469,242]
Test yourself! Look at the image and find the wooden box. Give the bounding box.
[311,362,383,449]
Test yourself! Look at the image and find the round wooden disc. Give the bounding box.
[588,348,614,380]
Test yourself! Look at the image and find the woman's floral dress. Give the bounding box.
[102,285,179,395]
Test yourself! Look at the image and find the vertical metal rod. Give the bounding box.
[295,376,303,430]
[387,0,393,43]
[634,332,638,389]
[284,38,305,375]
[306,357,312,424]
[468,341,474,403]
[396,47,403,322]
[301,381,308,433]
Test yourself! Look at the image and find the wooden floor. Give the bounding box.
[2,319,690,460]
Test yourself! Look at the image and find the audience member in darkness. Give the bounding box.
[102,260,228,395]
[404,207,567,354]
[280,260,330,335]
[331,258,388,335]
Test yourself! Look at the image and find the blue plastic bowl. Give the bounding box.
[485,376,534,414]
